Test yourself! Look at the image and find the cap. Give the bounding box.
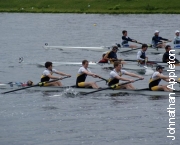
[154,30,159,33]
[112,45,119,50]
[175,30,180,33]
[156,65,164,70]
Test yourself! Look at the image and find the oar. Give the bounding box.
[82,78,141,95]
[119,47,142,53]
[135,41,153,47]
[96,76,108,83]
[1,76,70,94]
[123,59,165,64]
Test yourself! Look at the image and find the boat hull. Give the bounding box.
[43,45,180,54]
[0,83,179,96]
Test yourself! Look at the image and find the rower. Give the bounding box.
[104,45,125,64]
[149,65,172,91]
[41,61,71,86]
[108,61,144,89]
[137,44,148,64]
[152,30,172,48]
[76,60,101,89]
[174,30,180,49]
[121,30,137,48]
[162,45,179,63]
[98,54,108,63]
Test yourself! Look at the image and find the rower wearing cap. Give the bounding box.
[76,60,101,89]
[174,30,180,48]
[108,61,144,89]
[137,44,148,64]
[152,30,172,48]
[162,45,179,63]
[104,46,125,64]
[149,65,172,91]
[121,30,137,48]
[41,61,71,86]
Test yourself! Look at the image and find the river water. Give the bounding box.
[0,13,180,145]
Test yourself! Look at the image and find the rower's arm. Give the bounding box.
[82,70,96,77]
[156,73,169,80]
[115,75,131,82]
[46,74,60,79]
[124,72,144,79]
[104,52,116,61]
[56,71,71,77]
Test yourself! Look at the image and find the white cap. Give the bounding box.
[154,30,159,33]
[175,30,180,33]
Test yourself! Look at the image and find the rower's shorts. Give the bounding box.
[122,44,129,48]
[150,86,159,91]
[78,82,85,88]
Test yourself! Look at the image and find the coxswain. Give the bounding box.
[162,45,179,64]
[98,54,108,63]
[152,30,172,48]
[137,44,148,64]
[76,60,101,89]
[41,61,71,86]
[108,61,144,89]
[104,46,125,64]
[149,65,172,91]
[121,30,137,48]
[174,30,180,48]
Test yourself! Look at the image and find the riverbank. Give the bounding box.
[0,0,180,14]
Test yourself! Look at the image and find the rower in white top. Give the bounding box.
[41,62,71,86]
[137,44,148,65]
[174,30,180,49]
[108,61,144,89]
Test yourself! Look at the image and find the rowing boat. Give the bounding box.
[43,44,180,54]
[0,83,179,96]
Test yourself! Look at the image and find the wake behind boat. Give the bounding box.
[1,82,179,97]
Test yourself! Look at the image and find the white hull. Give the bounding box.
[1,83,179,96]
[43,45,180,54]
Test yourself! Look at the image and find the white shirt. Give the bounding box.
[137,50,145,61]
[42,69,57,76]
[109,69,127,79]
[174,36,180,44]
[151,71,163,80]
[77,67,91,75]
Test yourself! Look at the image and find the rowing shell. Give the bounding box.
[36,62,154,75]
[0,83,179,96]
[43,45,180,55]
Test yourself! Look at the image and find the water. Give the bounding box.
[0,13,180,145]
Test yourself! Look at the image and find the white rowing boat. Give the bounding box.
[0,83,179,96]
[36,61,154,75]
[43,44,180,54]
